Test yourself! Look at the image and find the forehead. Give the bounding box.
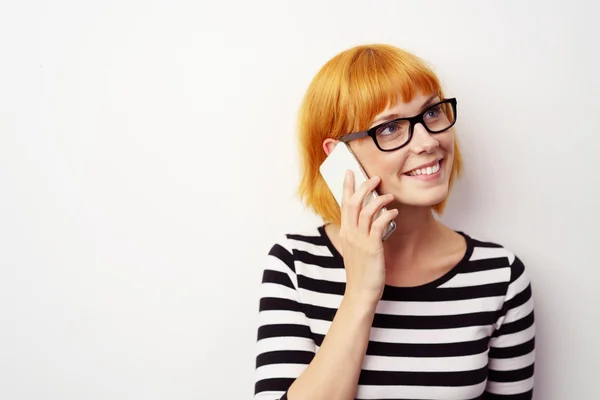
[373,92,439,121]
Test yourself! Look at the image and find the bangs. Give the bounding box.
[338,46,442,135]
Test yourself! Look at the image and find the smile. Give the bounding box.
[406,159,442,177]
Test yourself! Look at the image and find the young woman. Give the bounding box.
[254,44,535,400]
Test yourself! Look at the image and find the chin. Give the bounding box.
[395,184,449,207]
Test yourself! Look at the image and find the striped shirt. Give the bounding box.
[254,225,535,400]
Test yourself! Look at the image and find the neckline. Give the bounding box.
[317,224,474,293]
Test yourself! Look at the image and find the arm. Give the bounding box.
[256,173,395,400]
[254,243,377,400]
[484,256,535,399]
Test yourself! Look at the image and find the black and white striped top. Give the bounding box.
[254,225,535,400]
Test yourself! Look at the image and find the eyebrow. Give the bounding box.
[371,95,440,126]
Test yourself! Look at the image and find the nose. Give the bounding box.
[410,123,439,154]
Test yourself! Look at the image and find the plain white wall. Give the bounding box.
[1,0,599,399]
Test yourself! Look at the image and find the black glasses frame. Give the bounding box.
[339,98,458,152]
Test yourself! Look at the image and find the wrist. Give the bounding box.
[341,291,380,314]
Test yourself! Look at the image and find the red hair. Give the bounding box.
[297,44,462,225]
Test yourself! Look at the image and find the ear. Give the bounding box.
[322,138,339,156]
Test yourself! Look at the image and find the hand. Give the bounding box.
[339,170,398,305]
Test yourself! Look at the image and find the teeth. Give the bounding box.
[409,161,440,176]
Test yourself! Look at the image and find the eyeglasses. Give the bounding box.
[339,98,457,152]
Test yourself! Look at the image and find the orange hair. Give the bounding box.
[296,43,463,225]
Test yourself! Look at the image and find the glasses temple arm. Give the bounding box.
[340,131,369,142]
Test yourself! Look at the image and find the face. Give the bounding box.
[325,92,455,208]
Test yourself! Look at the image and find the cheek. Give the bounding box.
[386,152,410,176]
[438,136,455,181]
[359,146,409,178]
[378,153,411,189]
[441,133,455,155]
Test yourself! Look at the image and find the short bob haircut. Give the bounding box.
[297,43,462,226]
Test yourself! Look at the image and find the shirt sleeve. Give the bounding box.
[254,242,316,400]
[484,255,535,399]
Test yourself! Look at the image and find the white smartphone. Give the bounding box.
[319,142,396,241]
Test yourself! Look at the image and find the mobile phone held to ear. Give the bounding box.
[319,142,396,241]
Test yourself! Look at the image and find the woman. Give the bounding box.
[254,44,535,400]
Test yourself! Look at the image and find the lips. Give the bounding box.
[404,158,443,176]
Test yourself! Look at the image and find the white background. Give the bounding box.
[1,1,599,399]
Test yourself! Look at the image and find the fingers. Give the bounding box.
[341,170,355,209]
[341,170,381,228]
[341,170,355,228]
[341,170,397,241]
[358,193,395,233]
[370,208,399,239]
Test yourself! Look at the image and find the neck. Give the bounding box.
[324,205,452,271]
[382,205,444,268]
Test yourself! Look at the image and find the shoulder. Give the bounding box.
[264,224,337,274]
[462,231,530,286]
[267,224,336,259]
[262,225,345,302]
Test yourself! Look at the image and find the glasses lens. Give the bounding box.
[375,119,411,150]
[423,101,455,133]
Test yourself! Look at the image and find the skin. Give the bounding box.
[286,91,467,400]
[324,91,466,289]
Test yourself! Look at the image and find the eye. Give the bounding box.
[380,124,398,136]
[424,105,442,119]
[376,120,408,137]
